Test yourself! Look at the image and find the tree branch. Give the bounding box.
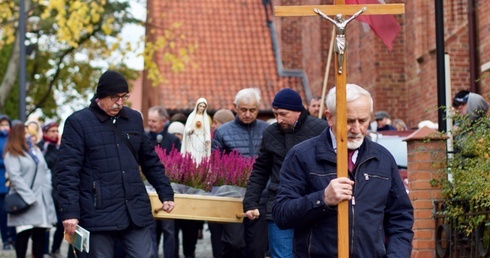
[0,0,32,113]
[27,24,104,116]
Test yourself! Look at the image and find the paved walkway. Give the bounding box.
[0,223,214,258]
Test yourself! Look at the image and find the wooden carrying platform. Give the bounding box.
[149,193,245,223]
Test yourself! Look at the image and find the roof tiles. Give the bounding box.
[145,0,305,113]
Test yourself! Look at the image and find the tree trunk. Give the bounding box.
[0,0,32,113]
[0,33,20,112]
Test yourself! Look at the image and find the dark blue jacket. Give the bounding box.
[273,127,414,257]
[146,131,181,152]
[211,117,268,157]
[56,101,174,232]
[0,130,8,194]
[243,112,328,219]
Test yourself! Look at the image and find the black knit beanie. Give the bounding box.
[452,90,470,108]
[272,88,305,112]
[96,70,129,99]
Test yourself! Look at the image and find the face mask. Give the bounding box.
[26,135,34,148]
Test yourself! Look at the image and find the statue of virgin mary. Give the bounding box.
[181,98,212,164]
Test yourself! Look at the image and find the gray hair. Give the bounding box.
[326,83,373,115]
[148,106,169,120]
[234,88,261,106]
[309,96,322,104]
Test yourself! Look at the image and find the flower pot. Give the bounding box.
[149,192,245,223]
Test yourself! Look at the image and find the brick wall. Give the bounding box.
[275,0,490,129]
[406,127,446,257]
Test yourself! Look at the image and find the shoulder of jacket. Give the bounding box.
[306,116,328,125]
[166,132,180,142]
[214,123,231,135]
[305,117,328,130]
[257,120,268,126]
[365,139,392,156]
[63,109,91,128]
[68,107,90,118]
[263,124,277,134]
[123,107,140,116]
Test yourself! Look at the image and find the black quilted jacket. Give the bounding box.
[243,112,328,219]
[55,101,174,231]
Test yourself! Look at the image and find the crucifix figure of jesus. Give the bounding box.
[314,7,366,74]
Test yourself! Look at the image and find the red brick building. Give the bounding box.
[142,0,490,128]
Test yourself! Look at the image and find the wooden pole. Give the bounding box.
[275,4,404,17]
[319,29,336,119]
[333,0,349,256]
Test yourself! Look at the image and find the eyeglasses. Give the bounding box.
[110,94,130,102]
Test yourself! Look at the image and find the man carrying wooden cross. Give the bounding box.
[272,84,414,257]
[274,1,408,257]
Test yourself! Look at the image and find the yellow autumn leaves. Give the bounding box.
[143,22,197,86]
[42,0,108,48]
[0,0,196,87]
[1,0,108,48]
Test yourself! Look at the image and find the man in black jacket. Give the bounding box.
[56,70,175,258]
[243,88,328,258]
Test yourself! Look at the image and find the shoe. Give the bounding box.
[3,244,12,250]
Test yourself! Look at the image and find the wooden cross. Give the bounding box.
[274,1,404,257]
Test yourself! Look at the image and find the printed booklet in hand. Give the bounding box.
[64,225,90,253]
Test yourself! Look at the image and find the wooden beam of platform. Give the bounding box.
[275,4,404,17]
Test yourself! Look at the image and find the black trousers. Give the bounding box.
[16,227,47,258]
[221,209,268,258]
[208,222,223,258]
[244,215,268,258]
[174,219,201,258]
[50,208,65,253]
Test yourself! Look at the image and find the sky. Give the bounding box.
[119,0,146,70]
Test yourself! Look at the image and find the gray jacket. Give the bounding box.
[5,148,57,227]
[212,117,268,157]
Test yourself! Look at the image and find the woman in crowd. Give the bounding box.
[3,122,56,258]
[393,118,408,131]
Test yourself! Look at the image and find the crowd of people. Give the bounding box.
[1,69,488,257]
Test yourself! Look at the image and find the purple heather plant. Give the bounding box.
[155,147,255,192]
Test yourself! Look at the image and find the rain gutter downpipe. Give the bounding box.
[468,0,479,93]
[435,0,446,133]
[262,0,312,102]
